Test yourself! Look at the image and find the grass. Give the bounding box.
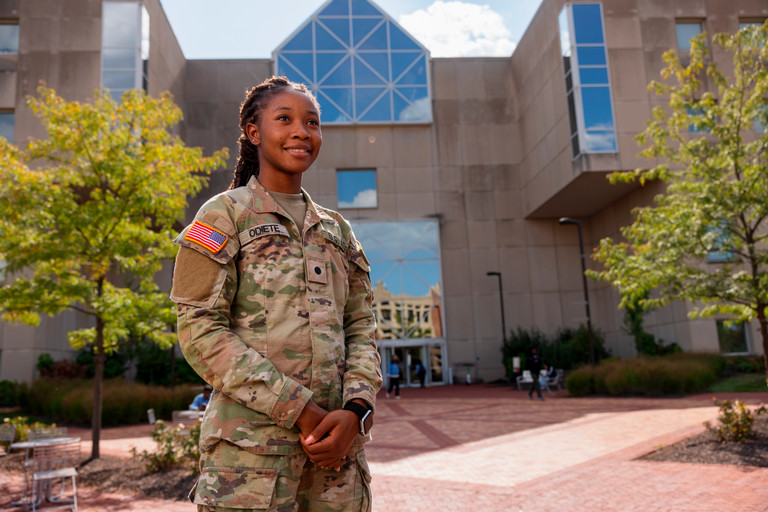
[708,373,768,393]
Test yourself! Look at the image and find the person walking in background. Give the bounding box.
[414,358,427,388]
[527,347,544,401]
[387,354,401,398]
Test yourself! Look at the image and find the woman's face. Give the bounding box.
[246,88,322,186]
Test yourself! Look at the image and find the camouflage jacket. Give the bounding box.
[171,176,382,456]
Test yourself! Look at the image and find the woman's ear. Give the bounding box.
[245,123,260,145]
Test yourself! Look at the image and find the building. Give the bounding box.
[1,0,766,385]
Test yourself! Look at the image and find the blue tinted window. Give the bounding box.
[338,170,377,208]
[572,4,604,44]
[0,112,14,143]
[559,3,617,156]
[578,67,608,84]
[576,46,606,66]
[102,2,147,98]
[755,104,767,133]
[275,0,431,124]
[0,24,19,53]
[676,22,702,51]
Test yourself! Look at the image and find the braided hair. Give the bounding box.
[228,76,321,190]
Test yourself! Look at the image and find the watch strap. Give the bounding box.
[343,401,370,420]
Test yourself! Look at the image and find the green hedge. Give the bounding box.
[23,378,198,425]
[565,353,725,396]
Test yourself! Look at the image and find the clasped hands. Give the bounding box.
[295,400,367,472]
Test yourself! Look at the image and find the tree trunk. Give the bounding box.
[756,306,768,390]
[90,278,106,460]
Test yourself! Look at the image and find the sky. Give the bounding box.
[157,0,544,59]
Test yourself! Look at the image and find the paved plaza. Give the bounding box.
[2,384,767,511]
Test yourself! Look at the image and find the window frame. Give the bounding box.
[675,21,703,51]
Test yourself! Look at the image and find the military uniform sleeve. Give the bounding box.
[172,206,313,429]
[341,231,383,411]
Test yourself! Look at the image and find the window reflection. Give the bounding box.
[559,2,617,156]
[101,1,149,99]
[676,22,702,51]
[0,112,14,143]
[274,0,431,124]
[716,321,749,354]
[0,24,19,54]
[338,170,377,208]
[351,221,443,341]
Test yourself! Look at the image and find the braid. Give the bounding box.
[228,76,321,190]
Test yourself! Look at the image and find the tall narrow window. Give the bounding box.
[0,22,19,54]
[101,2,149,101]
[559,2,617,157]
[676,22,702,51]
[0,111,13,143]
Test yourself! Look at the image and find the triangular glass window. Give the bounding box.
[274,0,430,123]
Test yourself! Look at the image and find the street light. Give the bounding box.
[558,217,596,367]
[486,271,506,342]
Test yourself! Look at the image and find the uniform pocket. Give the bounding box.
[192,467,279,509]
[356,449,372,512]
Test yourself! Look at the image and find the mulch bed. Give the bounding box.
[639,411,768,467]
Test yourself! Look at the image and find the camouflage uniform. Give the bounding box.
[171,176,382,512]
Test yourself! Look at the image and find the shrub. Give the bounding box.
[24,379,198,425]
[565,353,724,396]
[2,416,55,444]
[704,398,767,443]
[565,370,594,396]
[0,380,20,407]
[132,419,200,473]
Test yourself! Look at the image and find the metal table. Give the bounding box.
[10,437,81,507]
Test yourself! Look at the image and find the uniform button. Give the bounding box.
[314,266,322,275]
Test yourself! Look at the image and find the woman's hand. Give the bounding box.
[300,410,359,471]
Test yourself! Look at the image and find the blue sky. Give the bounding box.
[158,0,544,59]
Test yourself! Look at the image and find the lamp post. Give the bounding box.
[558,217,595,367]
[486,271,506,342]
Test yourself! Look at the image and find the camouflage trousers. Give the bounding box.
[192,440,372,512]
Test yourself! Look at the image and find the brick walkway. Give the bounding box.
[2,385,767,511]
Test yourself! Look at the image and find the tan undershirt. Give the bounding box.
[269,190,308,235]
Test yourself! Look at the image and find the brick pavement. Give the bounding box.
[1,385,767,511]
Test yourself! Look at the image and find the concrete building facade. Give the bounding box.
[1,0,766,385]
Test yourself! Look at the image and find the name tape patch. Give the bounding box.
[239,223,290,245]
[185,221,229,253]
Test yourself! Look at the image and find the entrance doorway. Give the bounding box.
[382,341,445,388]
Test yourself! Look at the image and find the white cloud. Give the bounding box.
[398,1,516,58]
[339,188,378,208]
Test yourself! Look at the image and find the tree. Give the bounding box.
[591,24,768,386]
[0,87,227,459]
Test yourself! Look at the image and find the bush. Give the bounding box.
[132,340,202,386]
[0,380,22,407]
[132,419,200,473]
[704,398,767,443]
[24,378,198,425]
[565,353,724,396]
[2,416,55,445]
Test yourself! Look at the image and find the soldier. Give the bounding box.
[171,76,382,512]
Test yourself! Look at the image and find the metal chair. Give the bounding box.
[30,439,80,512]
[0,423,15,455]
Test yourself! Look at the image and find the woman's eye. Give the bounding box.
[277,115,289,121]
[307,119,319,126]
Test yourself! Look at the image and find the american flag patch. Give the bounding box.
[185,221,229,253]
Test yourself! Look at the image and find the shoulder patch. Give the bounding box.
[185,221,229,253]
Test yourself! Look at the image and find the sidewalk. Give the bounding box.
[2,385,767,511]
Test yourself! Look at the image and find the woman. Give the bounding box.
[171,76,382,512]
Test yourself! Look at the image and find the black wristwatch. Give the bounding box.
[343,401,373,435]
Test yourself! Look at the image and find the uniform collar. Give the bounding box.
[246,175,334,225]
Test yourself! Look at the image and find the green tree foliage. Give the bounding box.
[591,24,768,387]
[0,87,227,458]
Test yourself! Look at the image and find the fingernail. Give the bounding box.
[305,435,315,444]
